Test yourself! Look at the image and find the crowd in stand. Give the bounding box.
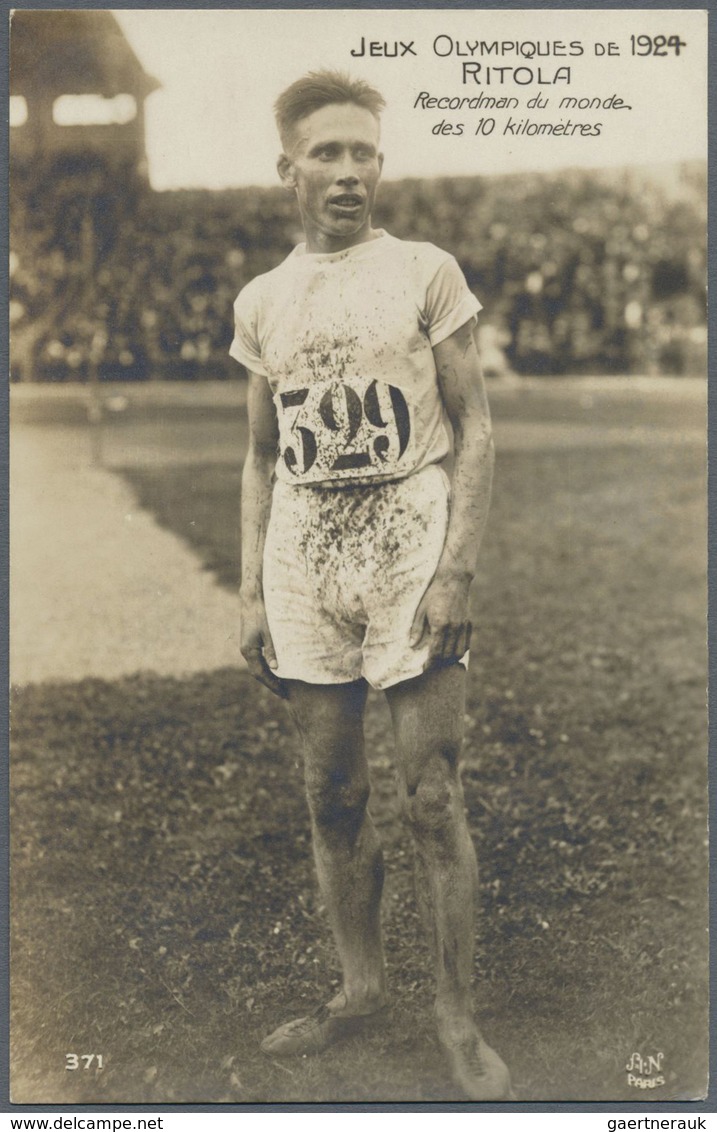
[9,156,706,381]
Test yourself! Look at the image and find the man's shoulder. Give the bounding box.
[386,235,457,273]
[233,249,299,309]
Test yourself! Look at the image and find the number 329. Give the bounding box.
[279,378,411,476]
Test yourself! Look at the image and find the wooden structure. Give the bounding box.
[10,10,159,178]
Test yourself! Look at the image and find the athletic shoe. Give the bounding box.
[260,1003,381,1057]
[446,1033,514,1101]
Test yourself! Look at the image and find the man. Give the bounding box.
[230,70,512,1101]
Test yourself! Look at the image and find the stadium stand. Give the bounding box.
[10,165,707,382]
[9,14,706,381]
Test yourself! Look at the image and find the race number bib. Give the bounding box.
[275,376,415,484]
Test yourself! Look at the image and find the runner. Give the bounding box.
[231,70,511,1101]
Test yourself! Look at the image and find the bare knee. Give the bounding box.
[306,763,370,837]
[404,743,463,840]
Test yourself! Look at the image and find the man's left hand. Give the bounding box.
[409,573,473,668]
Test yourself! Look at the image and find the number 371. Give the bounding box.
[66,1053,104,1070]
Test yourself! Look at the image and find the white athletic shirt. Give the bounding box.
[230,230,481,487]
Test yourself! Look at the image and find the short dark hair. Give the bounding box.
[274,70,386,152]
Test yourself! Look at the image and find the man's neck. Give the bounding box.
[304,224,381,255]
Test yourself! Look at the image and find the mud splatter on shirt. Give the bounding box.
[230,231,481,488]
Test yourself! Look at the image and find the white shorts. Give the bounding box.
[263,464,455,689]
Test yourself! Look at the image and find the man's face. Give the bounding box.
[278,102,384,252]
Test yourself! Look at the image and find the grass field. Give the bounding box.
[10,383,708,1104]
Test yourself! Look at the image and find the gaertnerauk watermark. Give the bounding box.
[608,1120,706,1131]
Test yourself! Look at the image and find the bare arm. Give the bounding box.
[240,370,286,697]
[411,320,495,666]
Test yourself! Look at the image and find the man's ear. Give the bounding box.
[277,153,296,191]
[378,152,384,177]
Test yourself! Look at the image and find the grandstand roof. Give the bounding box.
[10,10,160,98]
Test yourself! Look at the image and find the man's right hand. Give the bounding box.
[240,593,287,698]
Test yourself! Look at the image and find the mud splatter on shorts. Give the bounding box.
[263,463,455,689]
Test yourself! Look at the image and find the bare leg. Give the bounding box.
[386,664,512,1100]
[261,679,387,1055]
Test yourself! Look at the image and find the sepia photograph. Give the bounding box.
[8,6,709,1105]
